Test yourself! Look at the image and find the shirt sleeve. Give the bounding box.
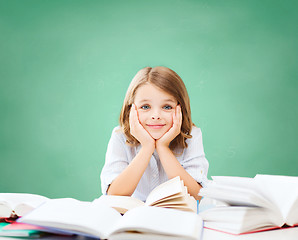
[180,127,209,188]
[100,127,129,194]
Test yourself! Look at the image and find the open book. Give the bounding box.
[198,174,298,234]
[95,176,197,214]
[0,193,49,218]
[18,198,203,240]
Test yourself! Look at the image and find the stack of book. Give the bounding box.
[0,193,50,237]
[198,174,298,234]
[1,177,203,240]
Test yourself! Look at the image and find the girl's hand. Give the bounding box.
[156,105,182,150]
[129,104,155,152]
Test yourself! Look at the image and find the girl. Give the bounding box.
[100,66,209,201]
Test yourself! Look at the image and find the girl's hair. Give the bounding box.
[119,66,193,151]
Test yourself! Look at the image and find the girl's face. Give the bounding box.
[133,83,178,140]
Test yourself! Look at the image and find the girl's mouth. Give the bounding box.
[147,124,165,129]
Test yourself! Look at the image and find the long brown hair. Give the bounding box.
[119,66,193,151]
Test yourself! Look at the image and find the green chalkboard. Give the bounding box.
[0,0,297,201]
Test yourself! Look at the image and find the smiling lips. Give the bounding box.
[147,124,166,129]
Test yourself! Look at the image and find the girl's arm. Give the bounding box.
[107,146,154,196]
[107,104,155,196]
[156,146,202,200]
[156,106,202,200]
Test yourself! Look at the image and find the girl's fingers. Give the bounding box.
[129,104,138,129]
[158,105,181,146]
[130,104,143,131]
[178,105,182,126]
[129,104,154,146]
[173,105,182,129]
[132,104,141,126]
[129,104,134,125]
[130,104,139,137]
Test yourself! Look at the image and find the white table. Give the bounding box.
[202,226,298,240]
[0,226,297,239]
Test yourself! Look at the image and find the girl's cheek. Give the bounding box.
[137,113,146,125]
[163,112,174,124]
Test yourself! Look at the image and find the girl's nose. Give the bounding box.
[151,115,160,120]
[151,108,161,120]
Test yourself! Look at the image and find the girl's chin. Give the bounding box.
[148,131,166,140]
[143,126,171,140]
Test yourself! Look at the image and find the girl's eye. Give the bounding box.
[141,105,150,110]
[163,105,173,110]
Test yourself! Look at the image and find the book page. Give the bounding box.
[0,193,49,209]
[199,183,273,208]
[0,204,12,218]
[211,176,269,200]
[254,175,298,221]
[286,197,298,225]
[150,192,183,205]
[201,206,282,234]
[145,176,183,206]
[211,176,255,190]
[93,195,145,214]
[150,194,197,213]
[109,206,202,240]
[109,232,196,240]
[0,193,49,217]
[210,176,274,206]
[153,196,188,207]
[18,198,122,239]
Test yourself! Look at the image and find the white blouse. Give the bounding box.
[100,126,209,202]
